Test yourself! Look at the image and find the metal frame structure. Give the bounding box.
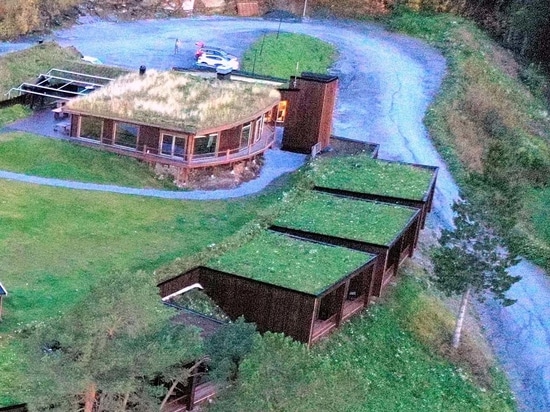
[6,68,114,101]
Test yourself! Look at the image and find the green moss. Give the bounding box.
[275,191,417,245]
[206,231,373,294]
[311,154,436,200]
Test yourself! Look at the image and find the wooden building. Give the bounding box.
[271,191,422,296]
[60,70,281,184]
[158,231,377,346]
[279,73,339,155]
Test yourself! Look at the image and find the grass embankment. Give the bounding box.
[388,10,550,270]
[241,32,337,79]
[0,132,181,189]
[208,270,514,412]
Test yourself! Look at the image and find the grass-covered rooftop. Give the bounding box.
[206,230,374,295]
[311,154,436,201]
[274,191,418,245]
[66,70,281,134]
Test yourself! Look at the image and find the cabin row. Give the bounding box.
[158,155,438,347]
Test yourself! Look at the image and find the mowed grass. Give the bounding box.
[0,131,179,189]
[0,179,275,404]
[208,276,515,412]
[241,32,337,79]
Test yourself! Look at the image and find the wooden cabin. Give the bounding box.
[158,231,377,347]
[279,73,339,155]
[270,191,422,296]
[61,70,281,184]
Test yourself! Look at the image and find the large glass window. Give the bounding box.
[240,123,251,149]
[115,122,139,149]
[161,134,186,158]
[80,116,102,141]
[194,133,218,156]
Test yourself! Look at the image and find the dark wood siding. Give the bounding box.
[280,74,339,154]
[199,268,317,344]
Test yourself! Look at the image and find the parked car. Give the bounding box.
[194,46,236,61]
[196,53,239,70]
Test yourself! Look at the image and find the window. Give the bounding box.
[277,100,288,122]
[161,134,187,158]
[254,117,263,143]
[115,122,139,149]
[80,116,102,141]
[240,123,251,149]
[194,133,218,156]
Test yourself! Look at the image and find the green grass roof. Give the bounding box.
[311,154,436,201]
[274,191,417,245]
[206,231,373,295]
[66,70,281,134]
[0,42,129,102]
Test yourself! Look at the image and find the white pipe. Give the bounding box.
[161,283,203,301]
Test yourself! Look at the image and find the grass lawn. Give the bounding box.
[0,131,180,189]
[310,154,436,201]
[274,191,417,245]
[241,32,337,79]
[207,230,373,294]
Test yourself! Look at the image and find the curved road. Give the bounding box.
[2,16,548,411]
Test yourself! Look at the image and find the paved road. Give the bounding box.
[2,16,549,411]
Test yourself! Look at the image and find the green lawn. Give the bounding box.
[310,154,436,200]
[274,191,417,245]
[207,230,373,294]
[241,32,337,79]
[0,131,180,189]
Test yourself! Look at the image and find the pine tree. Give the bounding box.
[23,270,202,411]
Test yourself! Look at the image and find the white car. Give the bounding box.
[197,53,239,71]
[81,56,103,65]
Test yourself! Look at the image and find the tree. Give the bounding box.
[23,270,202,411]
[204,317,257,382]
[431,199,521,349]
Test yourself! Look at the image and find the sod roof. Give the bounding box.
[65,70,281,134]
[206,231,374,295]
[274,191,418,245]
[311,154,436,201]
[0,42,128,102]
